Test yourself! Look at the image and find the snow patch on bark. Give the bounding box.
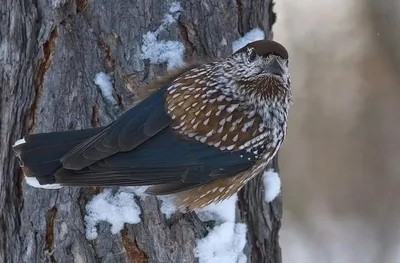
[140,2,185,70]
[85,189,141,240]
[232,28,266,53]
[194,195,247,263]
[263,169,281,202]
[94,72,117,105]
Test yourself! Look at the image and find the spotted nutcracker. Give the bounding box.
[13,39,292,210]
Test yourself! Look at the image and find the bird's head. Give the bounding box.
[215,39,291,105]
[231,40,290,84]
[165,39,291,156]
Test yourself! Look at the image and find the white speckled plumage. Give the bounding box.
[165,40,292,209]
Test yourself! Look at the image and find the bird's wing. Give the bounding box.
[60,64,205,170]
[54,127,256,193]
[56,64,269,194]
[60,86,171,170]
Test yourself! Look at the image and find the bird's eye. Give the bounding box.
[248,49,257,63]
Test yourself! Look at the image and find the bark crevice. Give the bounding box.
[236,0,244,35]
[177,21,195,63]
[121,227,149,263]
[45,206,58,263]
[76,0,88,13]
[29,28,59,134]
[90,103,100,127]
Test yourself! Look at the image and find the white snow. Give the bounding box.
[141,34,185,70]
[157,195,177,219]
[194,195,247,263]
[168,2,182,13]
[25,176,62,190]
[94,72,117,105]
[119,186,178,219]
[140,2,185,70]
[194,222,247,263]
[13,138,26,147]
[232,28,266,53]
[84,186,179,239]
[196,195,237,223]
[263,169,281,202]
[51,0,66,8]
[85,189,141,240]
[163,3,182,25]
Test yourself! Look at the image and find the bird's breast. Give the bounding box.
[165,80,286,160]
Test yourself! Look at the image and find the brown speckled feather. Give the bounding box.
[175,158,273,209]
[165,68,274,156]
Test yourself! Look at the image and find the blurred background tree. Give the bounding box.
[274,0,400,262]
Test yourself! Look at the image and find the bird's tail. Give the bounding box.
[13,127,105,188]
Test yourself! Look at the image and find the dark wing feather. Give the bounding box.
[56,75,256,194]
[54,127,255,193]
[60,87,171,170]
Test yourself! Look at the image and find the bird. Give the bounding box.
[13,39,292,210]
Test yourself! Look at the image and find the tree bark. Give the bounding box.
[0,0,282,262]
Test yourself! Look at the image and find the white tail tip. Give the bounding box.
[25,176,63,190]
[13,138,26,147]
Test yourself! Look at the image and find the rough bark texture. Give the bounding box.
[0,0,282,262]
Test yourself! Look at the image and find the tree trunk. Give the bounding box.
[0,0,282,262]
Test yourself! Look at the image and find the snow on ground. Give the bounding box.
[85,189,141,240]
[94,72,117,105]
[263,169,281,202]
[231,28,266,53]
[140,2,185,70]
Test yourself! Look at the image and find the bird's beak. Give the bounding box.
[267,58,285,77]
